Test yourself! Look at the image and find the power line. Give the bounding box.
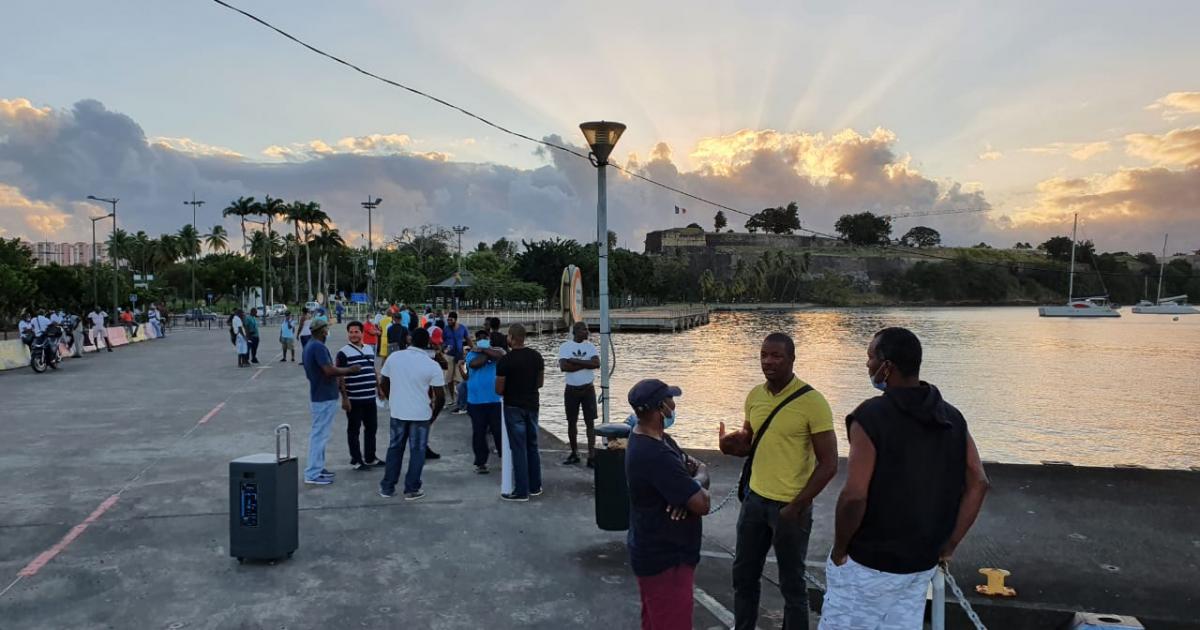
[207,0,1197,283]
[208,0,589,162]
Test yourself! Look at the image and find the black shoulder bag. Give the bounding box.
[738,384,813,502]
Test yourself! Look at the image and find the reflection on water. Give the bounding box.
[522,308,1200,468]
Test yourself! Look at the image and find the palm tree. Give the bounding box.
[284,201,306,303]
[298,201,330,300]
[153,234,181,273]
[106,228,132,270]
[255,196,287,303]
[312,227,346,298]
[132,231,152,278]
[205,225,229,253]
[222,196,257,254]
[177,224,201,259]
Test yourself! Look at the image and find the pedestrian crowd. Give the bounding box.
[17,304,170,356]
[287,307,989,630]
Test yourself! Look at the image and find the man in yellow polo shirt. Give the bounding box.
[719,332,838,630]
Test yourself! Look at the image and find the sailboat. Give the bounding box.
[1132,234,1199,315]
[1038,213,1121,318]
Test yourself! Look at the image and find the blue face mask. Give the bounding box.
[476,339,490,349]
[661,404,676,430]
[870,362,889,392]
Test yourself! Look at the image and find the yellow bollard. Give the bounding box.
[976,567,1016,597]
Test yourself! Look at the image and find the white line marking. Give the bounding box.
[693,586,736,628]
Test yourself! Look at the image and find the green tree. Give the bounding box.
[714,210,728,232]
[0,239,36,325]
[222,196,257,253]
[834,212,892,245]
[900,226,941,248]
[744,202,801,234]
[1037,236,1094,262]
[205,225,229,253]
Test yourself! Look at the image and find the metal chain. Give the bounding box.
[706,485,739,515]
[942,564,988,630]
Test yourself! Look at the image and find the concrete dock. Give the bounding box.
[0,327,1195,629]
[458,305,710,335]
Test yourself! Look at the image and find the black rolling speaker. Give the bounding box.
[230,424,298,563]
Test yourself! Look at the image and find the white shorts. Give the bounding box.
[818,555,936,630]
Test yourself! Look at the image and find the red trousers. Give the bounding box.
[636,563,695,630]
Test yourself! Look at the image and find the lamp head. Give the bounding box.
[579,121,626,165]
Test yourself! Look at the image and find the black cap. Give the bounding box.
[627,379,682,413]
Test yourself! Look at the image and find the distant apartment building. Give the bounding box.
[21,241,109,266]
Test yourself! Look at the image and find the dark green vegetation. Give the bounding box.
[5,202,1198,327]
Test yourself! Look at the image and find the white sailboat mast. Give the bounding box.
[1068,213,1078,301]
[1156,234,1167,303]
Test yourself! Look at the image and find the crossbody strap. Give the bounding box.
[738,383,814,501]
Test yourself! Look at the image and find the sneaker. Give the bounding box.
[353,462,372,471]
[500,493,529,502]
[474,465,489,474]
[424,448,441,460]
[403,490,425,501]
[378,488,395,498]
[251,359,259,364]
[530,488,543,497]
[562,453,580,465]
[365,459,385,467]
[319,469,336,478]
[279,358,285,362]
[304,477,333,485]
[453,408,468,415]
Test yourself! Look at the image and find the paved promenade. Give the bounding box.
[1,326,1196,629]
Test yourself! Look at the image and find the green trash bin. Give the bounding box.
[593,422,632,531]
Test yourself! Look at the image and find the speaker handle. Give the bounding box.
[275,424,292,461]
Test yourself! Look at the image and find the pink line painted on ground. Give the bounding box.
[198,402,226,425]
[18,494,120,577]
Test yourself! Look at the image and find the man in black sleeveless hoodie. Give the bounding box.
[820,327,990,630]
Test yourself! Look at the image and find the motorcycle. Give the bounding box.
[28,323,64,373]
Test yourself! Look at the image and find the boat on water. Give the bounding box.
[1131,235,1198,315]
[1040,297,1122,317]
[1038,213,1120,318]
[1132,295,1199,315]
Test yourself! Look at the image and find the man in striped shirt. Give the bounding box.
[337,321,383,470]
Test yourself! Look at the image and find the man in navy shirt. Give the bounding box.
[302,319,361,485]
[625,379,710,630]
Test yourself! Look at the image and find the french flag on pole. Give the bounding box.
[674,205,687,214]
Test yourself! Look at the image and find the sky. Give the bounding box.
[1,0,1198,254]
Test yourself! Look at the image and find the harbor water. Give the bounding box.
[525,308,1200,469]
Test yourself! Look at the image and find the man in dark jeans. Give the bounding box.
[495,323,544,502]
[336,321,384,470]
[719,333,839,630]
[245,308,261,364]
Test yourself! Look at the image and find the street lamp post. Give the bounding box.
[579,121,626,425]
[90,213,114,307]
[452,225,469,309]
[361,197,382,309]
[88,196,119,325]
[183,193,206,308]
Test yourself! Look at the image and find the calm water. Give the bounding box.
[525,308,1200,469]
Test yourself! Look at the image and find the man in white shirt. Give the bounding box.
[88,306,113,352]
[31,311,52,336]
[18,313,34,346]
[558,321,600,467]
[148,304,163,337]
[377,327,445,500]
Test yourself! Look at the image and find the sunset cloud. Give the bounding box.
[1146,91,1200,120]
[1124,127,1200,167]
[978,144,1002,161]
[0,96,1193,253]
[150,137,243,159]
[1022,141,1111,161]
[262,133,415,161]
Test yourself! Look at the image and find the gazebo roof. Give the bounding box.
[429,270,475,289]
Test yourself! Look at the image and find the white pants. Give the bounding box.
[818,555,936,630]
